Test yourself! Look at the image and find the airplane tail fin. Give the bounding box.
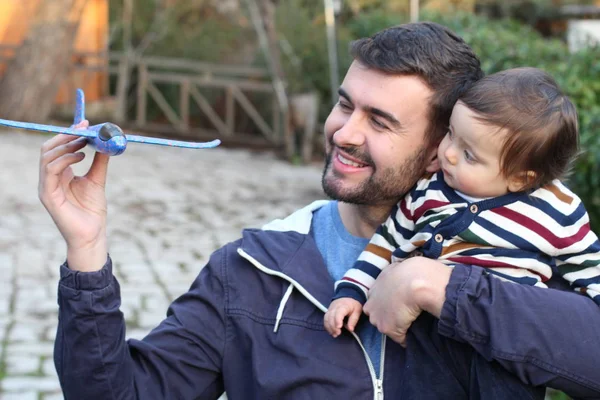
[73,89,85,125]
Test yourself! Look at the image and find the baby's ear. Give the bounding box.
[508,171,536,192]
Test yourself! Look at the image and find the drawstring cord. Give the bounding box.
[274,283,294,333]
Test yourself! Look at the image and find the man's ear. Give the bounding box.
[508,171,536,192]
[424,147,440,173]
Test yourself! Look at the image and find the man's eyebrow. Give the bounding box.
[366,106,402,130]
[338,87,402,130]
[338,88,352,102]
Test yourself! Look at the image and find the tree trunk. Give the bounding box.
[245,0,295,159]
[0,0,88,122]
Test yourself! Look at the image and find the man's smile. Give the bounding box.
[331,148,370,174]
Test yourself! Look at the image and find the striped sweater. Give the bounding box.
[335,171,600,305]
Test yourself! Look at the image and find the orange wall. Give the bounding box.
[0,0,108,104]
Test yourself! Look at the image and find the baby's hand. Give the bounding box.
[324,298,363,338]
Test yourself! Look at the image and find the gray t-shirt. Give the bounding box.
[311,201,383,377]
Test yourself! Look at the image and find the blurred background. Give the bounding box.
[0,0,599,399]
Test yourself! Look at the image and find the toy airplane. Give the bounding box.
[0,89,221,155]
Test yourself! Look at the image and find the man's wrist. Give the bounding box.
[66,239,108,272]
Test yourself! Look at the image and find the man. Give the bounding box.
[39,23,600,399]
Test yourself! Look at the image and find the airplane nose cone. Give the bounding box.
[98,123,125,141]
[111,135,128,155]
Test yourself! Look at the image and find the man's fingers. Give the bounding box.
[70,119,90,129]
[45,152,86,178]
[396,333,407,348]
[40,152,86,203]
[39,135,87,202]
[86,151,110,186]
[40,134,83,158]
[41,137,87,167]
[367,314,378,330]
[363,301,371,316]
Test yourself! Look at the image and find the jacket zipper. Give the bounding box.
[237,248,386,400]
[378,335,386,400]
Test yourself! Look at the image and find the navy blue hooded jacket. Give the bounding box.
[55,201,600,399]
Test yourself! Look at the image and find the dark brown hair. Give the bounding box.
[350,22,484,147]
[459,67,579,190]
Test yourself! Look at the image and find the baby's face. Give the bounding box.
[437,103,512,198]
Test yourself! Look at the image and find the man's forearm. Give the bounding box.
[56,252,228,399]
[56,258,135,399]
[439,264,600,397]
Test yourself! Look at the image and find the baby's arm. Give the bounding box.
[555,240,600,305]
[553,206,600,304]
[325,200,420,336]
[335,211,410,302]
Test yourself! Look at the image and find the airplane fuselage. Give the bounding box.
[87,123,128,156]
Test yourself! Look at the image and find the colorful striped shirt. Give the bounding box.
[334,171,600,306]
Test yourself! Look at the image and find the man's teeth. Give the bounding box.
[338,154,365,167]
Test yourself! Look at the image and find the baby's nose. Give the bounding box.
[445,148,457,165]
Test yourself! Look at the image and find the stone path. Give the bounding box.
[0,129,324,399]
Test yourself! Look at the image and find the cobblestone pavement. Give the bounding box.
[0,129,324,399]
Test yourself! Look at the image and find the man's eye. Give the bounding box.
[371,118,386,129]
[339,102,351,110]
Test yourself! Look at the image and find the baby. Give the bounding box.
[325,67,600,337]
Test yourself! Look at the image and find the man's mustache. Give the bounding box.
[329,143,374,166]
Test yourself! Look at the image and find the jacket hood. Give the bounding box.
[237,200,333,311]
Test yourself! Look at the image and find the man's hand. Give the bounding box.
[324,297,363,337]
[363,257,452,347]
[38,120,110,272]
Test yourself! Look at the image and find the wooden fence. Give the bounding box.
[0,45,289,149]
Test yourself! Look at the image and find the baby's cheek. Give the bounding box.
[455,173,477,194]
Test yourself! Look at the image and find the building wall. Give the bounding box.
[568,19,600,51]
[0,0,108,104]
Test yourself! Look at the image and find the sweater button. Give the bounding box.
[470,204,478,213]
[434,234,443,243]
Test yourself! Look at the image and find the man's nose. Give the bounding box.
[333,114,365,147]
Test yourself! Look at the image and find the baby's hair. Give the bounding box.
[459,67,579,190]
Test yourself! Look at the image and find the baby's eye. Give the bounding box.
[464,150,475,162]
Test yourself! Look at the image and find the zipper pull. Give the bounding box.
[376,379,383,400]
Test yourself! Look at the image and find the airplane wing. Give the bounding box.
[125,133,221,149]
[0,119,96,139]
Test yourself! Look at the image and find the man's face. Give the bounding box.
[322,61,435,206]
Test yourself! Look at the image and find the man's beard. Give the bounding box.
[322,144,428,205]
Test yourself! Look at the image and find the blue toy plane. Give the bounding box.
[0,89,221,155]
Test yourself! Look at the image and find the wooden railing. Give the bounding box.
[128,53,284,146]
[0,45,288,148]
